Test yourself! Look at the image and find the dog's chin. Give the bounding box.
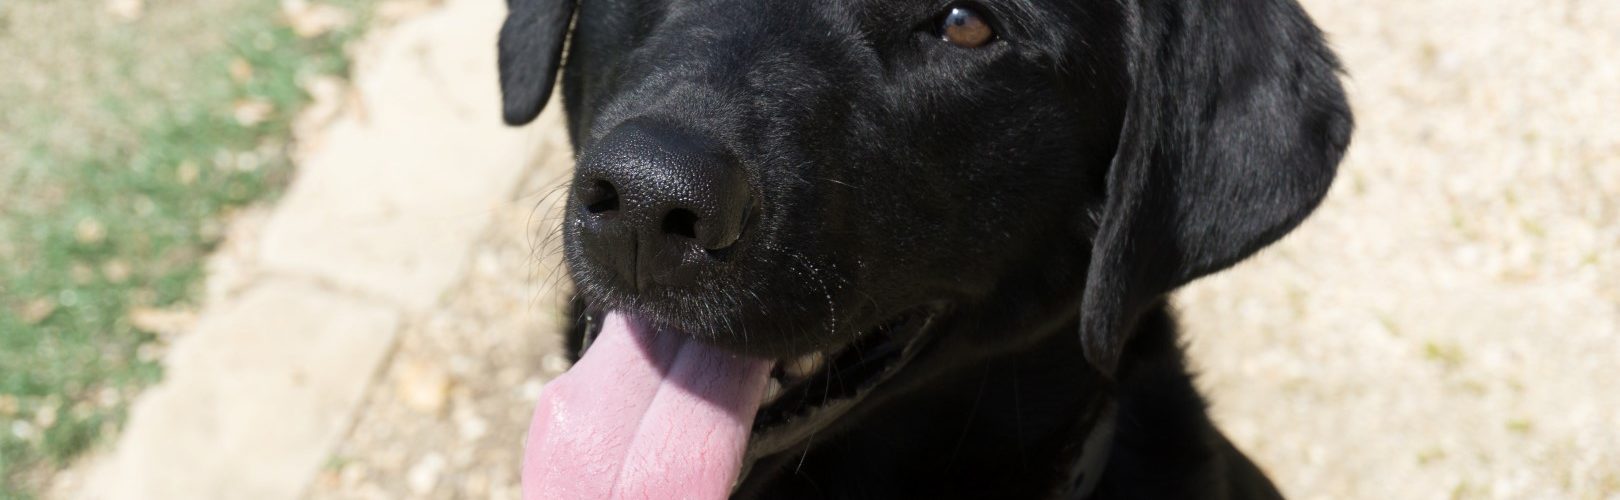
[576,298,947,460]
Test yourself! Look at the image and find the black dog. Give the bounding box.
[500,0,1351,497]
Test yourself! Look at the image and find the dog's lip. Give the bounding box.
[572,302,945,463]
[743,305,942,458]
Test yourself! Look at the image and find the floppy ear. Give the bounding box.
[498,0,576,125]
[1080,0,1353,374]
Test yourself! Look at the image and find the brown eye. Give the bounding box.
[940,6,994,48]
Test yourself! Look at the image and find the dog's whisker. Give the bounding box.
[811,176,859,190]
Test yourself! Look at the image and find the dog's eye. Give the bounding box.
[939,6,994,48]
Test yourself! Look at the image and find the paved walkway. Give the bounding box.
[59,0,571,497]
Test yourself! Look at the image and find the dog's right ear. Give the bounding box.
[498,0,576,125]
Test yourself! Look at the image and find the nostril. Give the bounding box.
[661,209,699,239]
[582,180,620,214]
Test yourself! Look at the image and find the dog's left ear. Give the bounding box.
[497,0,576,125]
[1080,0,1353,375]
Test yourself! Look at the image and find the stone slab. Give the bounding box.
[78,279,399,500]
[260,0,541,310]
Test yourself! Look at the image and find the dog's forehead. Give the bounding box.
[639,0,1101,46]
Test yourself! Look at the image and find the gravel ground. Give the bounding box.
[305,127,578,499]
[308,0,1620,498]
[1181,0,1620,498]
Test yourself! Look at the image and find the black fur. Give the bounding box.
[499,0,1351,497]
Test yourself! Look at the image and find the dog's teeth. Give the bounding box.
[782,352,825,379]
[763,378,783,404]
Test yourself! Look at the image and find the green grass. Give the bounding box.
[0,1,372,496]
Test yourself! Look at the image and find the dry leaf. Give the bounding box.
[34,405,57,428]
[395,358,452,415]
[75,217,105,245]
[233,99,274,127]
[105,0,144,21]
[17,298,57,325]
[293,75,349,138]
[70,264,96,285]
[228,58,255,84]
[128,307,198,337]
[102,259,132,283]
[177,160,200,186]
[282,0,354,38]
[377,0,443,22]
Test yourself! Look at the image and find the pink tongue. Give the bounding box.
[522,311,772,500]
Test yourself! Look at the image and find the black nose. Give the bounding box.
[573,122,755,290]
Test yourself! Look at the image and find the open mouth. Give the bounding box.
[746,307,939,456]
[572,306,942,450]
[522,305,941,499]
[567,306,942,453]
[576,307,938,412]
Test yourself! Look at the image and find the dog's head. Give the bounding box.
[503,0,1349,493]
